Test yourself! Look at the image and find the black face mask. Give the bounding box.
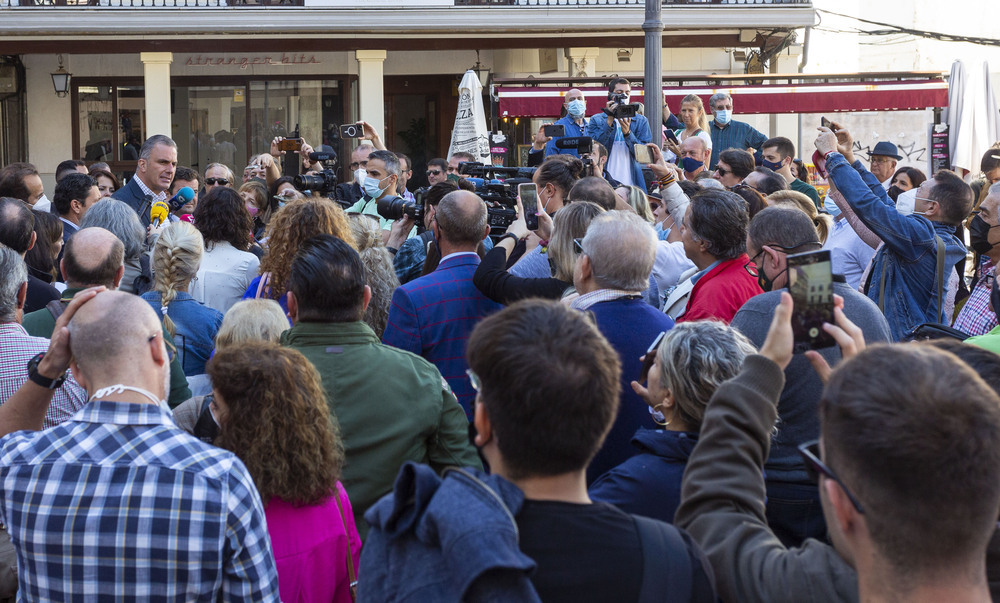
[969,214,998,255]
[887,185,903,203]
[757,265,788,293]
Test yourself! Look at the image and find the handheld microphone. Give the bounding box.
[166,186,195,212]
[150,201,170,229]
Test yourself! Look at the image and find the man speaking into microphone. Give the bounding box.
[112,134,178,225]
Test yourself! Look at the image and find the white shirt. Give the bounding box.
[190,241,260,314]
[822,217,878,291]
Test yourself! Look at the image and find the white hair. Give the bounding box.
[581,211,657,291]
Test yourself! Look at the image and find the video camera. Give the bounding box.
[377,187,429,233]
[604,92,639,120]
[554,136,598,177]
[457,162,537,238]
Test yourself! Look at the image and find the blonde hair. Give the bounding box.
[548,201,606,282]
[767,190,832,244]
[152,221,204,336]
[621,185,654,222]
[681,94,710,134]
[347,213,400,338]
[215,299,289,350]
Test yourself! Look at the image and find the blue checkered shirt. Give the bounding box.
[0,400,279,601]
[708,119,768,170]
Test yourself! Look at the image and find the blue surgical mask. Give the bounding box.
[761,158,784,171]
[823,194,841,218]
[654,221,670,241]
[681,156,704,173]
[363,175,390,199]
[567,99,587,118]
[714,109,732,125]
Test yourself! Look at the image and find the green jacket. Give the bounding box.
[21,288,192,408]
[281,320,481,539]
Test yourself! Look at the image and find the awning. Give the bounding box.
[497,79,949,117]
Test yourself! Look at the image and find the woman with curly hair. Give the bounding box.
[207,342,361,603]
[142,221,223,377]
[243,198,356,311]
[192,187,260,314]
[347,213,399,338]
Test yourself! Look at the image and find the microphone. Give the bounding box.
[554,136,593,154]
[150,201,170,229]
[166,186,195,212]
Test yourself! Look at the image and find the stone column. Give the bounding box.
[140,52,173,138]
[355,50,387,140]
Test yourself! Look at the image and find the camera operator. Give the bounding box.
[586,77,652,191]
[527,88,590,167]
[387,181,457,285]
[345,150,406,245]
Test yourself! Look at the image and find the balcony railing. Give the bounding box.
[2,0,300,6]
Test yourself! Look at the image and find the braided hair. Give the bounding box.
[151,221,204,336]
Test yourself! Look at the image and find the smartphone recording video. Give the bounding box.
[787,249,836,352]
[519,183,539,230]
[634,143,653,165]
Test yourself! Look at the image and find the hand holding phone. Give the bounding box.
[518,183,539,231]
[787,249,836,352]
[638,331,667,383]
[664,129,679,145]
[543,124,565,138]
[277,138,302,152]
[634,143,653,165]
[340,123,363,138]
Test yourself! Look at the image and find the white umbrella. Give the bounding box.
[947,59,1000,175]
[447,70,491,163]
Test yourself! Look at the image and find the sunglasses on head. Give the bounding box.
[205,178,229,186]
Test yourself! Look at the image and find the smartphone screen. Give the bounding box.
[787,250,836,352]
[820,116,832,129]
[519,183,539,230]
[664,129,679,144]
[638,331,667,382]
[543,124,565,138]
[634,143,653,165]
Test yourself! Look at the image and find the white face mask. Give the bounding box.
[896,187,917,216]
[354,168,368,186]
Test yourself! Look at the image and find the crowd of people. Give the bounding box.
[0,75,999,602]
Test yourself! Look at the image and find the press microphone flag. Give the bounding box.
[166,186,195,212]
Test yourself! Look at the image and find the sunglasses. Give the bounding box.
[466,368,482,393]
[798,440,865,514]
[716,167,731,177]
[205,178,229,186]
[427,170,442,177]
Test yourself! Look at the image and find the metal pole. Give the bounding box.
[643,0,664,148]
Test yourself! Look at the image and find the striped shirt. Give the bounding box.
[953,261,998,336]
[0,400,280,601]
[0,322,89,428]
[708,119,768,170]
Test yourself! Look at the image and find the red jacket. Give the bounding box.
[676,255,763,324]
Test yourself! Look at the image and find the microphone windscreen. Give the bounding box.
[150,201,170,225]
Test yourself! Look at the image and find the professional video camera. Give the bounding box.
[457,162,537,238]
[604,91,639,120]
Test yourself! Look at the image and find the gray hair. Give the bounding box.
[80,199,146,259]
[656,321,757,432]
[709,92,732,110]
[368,150,401,179]
[581,210,657,291]
[688,189,749,260]
[139,135,177,161]
[0,244,27,322]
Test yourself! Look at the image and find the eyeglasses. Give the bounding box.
[148,332,176,362]
[798,440,865,514]
[744,242,819,277]
[205,178,229,186]
[869,157,894,165]
[427,170,442,177]
[350,161,368,170]
[716,167,731,177]
[466,368,481,393]
[744,249,765,277]
[573,237,586,254]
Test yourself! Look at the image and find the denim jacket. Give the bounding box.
[586,111,652,188]
[826,152,966,340]
[360,462,540,603]
[141,291,223,376]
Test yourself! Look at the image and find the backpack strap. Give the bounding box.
[333,487,358,602]
[45,299,66,322]
[934,235,945,323]
[254,272,271,300]
[633,514,691,603]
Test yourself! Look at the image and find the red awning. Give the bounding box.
[497,80,949,117]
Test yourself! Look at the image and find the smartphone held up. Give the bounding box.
[787,249,836,352]
[518,183,539,231]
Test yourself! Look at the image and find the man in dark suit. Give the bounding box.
[382,190,503,418]
[0,198,58,313]
[52,173,100,246]
[112,134,177,225]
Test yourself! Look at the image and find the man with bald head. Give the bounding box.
[20,227,192,406]
[528,87,591,165]
[383,190,503,417]
[679,136,710,181]
[0,289,280,600]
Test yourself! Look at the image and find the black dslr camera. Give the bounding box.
[293,170,353,209]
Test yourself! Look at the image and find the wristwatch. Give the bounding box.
[26,352,67,390]
[499,232,521,245]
